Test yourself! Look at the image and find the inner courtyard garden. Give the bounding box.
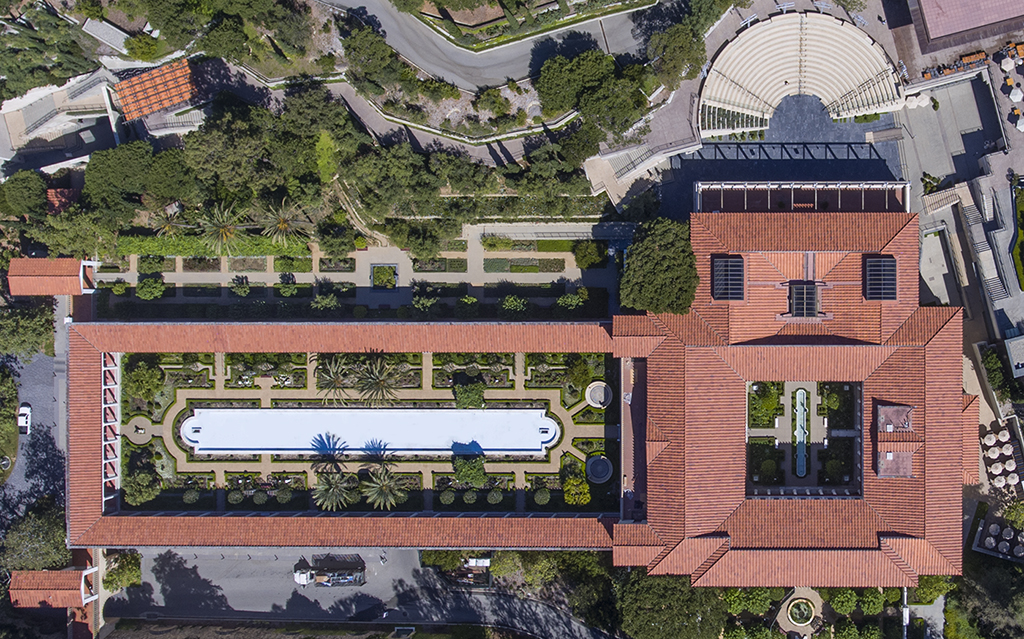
[118,349,621,515]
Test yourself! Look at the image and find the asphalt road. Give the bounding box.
[0,353,65,531]
[321,0,651,89]
[105,548,613,639]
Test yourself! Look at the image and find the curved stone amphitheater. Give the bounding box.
[699,12,904,136]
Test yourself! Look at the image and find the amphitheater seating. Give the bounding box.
[699,12,904,136]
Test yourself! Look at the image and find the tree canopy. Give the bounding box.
[0,303,53,359]
[619,218,699,314]
[535,49,645,136]
[0,8,97,101]
[0,505,71,571]
[618,571,727,639]
[648,21,707,90]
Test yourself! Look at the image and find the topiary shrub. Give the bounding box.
[440,489,456,505]
[830,587,858,615]
[111,280,129,296]
[396,490,409,504]
[253,490,268,505]
[227,490,244,505]
[463,490,478,505]
[352,305,368,319]
[275,487,293,504]
[533,488,550,505]
[487,489,502,504]
[183,489,200,504]
[859,588,884,616]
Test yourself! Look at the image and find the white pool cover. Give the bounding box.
[180,408,561,456]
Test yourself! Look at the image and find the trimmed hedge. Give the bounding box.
[537,239,574,252]
[117,233,309,257]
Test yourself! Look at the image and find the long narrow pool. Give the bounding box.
[794,389,808,477]
[180,408,561,457]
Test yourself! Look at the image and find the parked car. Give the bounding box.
[17,403,30,435]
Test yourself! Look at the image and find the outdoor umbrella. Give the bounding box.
[1003,58,1016,73]
[1017,118,1024,132]
[989,447,1002,459]
[1010,473,1021,486]
[999,429,1012,442]
[1012,86,1024,103]
[1004,443,1015,456]
[1004,527,1015,540]
[985,536,997,549]
[1014,545,1024,557]
[1000,541,1011,554]
[992,461,1005,475]
[991,523,1003,535]
[985,433,998,446]
[1007,459,1018,471]
[995,475,1008,488]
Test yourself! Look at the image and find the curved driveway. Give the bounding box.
[321,0,650,88]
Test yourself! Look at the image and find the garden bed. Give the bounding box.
[273,283,314,298]
[229,257,267,272]
[748,437,785,485]
[319,257,355,272]
[274,256,313,273]
[413,258,448,273]
[483,282,566,297]
[182,257,220,273]
[447,258,468,273]
[137,255,175,273]
[372,264,398,289]
[442,239,468,252]
[748,381,784,428]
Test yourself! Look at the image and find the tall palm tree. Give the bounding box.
[315,354,350,406]
[361,466,405,511]
[312,472,359,511]
[150,210,183,237]
[200,204,246,255]
[353,355,400,406]
[258,202,313,247]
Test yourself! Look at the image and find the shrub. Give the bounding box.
[1006,501,1024,529]
[352,305,368,319]
[136,276,167,300]
[834,619,859,639]
[77,0,104,18]
[563,476,591,506]
[372,265,396,288]
[481,235,514,251]
[312,293,339,310]
[914,575,954,605]
[830,588,858,615]
[573,240,605,269]
[499,295,528,320]
[760,458,778,479]
[463,490,478,504]
[487,488,502,504]
[452,455,487,488]
[227,490,244,505]
[275,487,293,504]
[230,275,250,297]
[278,283,299,297]
[455,295,479,319]
[859,625,882,639]
[126,34,159,61]
[354,236,368,249]
[102,551,142,591]
[137,255,166,274]
[883,588,901,604]
[183,489,200,504]
[122,469,162,505]
[253,490,268,505]
[111,280,129,296]
[454,381,486,409]
[440,489,456,505]
[533,488,550,505]
[860,588,884,615]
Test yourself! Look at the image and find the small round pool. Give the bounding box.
[586,455,614,484]
[787,599,814,626]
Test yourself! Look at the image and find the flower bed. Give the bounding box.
[229,257,267,272]
[413,258,448,273]
[183,257,220,273]
[372,264,397,289]
[447,258,468,273]
[274,256,313,273]
[319,257,355,272]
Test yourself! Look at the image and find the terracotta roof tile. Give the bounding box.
[691,212,917,253]
[613,522,663,546]
[114,59,196,121]
[713,345,896,381]
[67,332,103,544]
[74,516,614,549]
[880,537,958,576]
[763,252,806,280]
[8,258,83,296]
[9,570,84,608]
[718,500,889,549]
[692,549,916,587]
[72,322,614,354]
[649,536,729,575]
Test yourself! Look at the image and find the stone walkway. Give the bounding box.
[125,351,608,493]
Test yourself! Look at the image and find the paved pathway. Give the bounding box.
[910,595,945,639]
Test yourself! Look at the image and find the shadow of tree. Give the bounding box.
[191,57,273,108]
[528,32,602,78]
[103,581,157,617]
[151,550,231,612]
[629,2,688,52]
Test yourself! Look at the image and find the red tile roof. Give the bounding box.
[9,570,85,608]
[114,59,196,122]
[610,205,965,586]
[8,258,84,296]
[963,394,980,484]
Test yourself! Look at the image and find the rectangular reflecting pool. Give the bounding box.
[180,408,561,456]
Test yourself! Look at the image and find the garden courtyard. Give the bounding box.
[746,381,862,495]
[118,349,620,515]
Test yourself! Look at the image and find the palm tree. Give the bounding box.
[353,355,400,406]
[200,204,246,255]
[150,210,183,236]
[311,432,347,474]
[361,466,405,511]
[362,439,394,469]
[258,202,313,247]
[312,472,359,511]
[315,354,350,406]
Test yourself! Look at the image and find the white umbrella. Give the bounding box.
[999,430,1011,442]
[991,523,1003,535]
[1007,459,1018,471]
[1012,86,1024,103]
[1014,545,1024,557]
[992,462,1005,475]
[1004,527,1015,539]
[985,536,997,548]
[1003,58,1016,72]
[1017,118,1024,133]
[989,447,1003,459]
[1004,443,1015,456]
[995,475,1008,487]
[1000,541,1011,553]
[985,433,998,446]
[1009,472,1021,485]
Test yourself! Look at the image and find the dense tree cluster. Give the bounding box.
[0,7,97,101]
[0,503,71,570]
[619,218,699,314]
[618,571,728,639]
